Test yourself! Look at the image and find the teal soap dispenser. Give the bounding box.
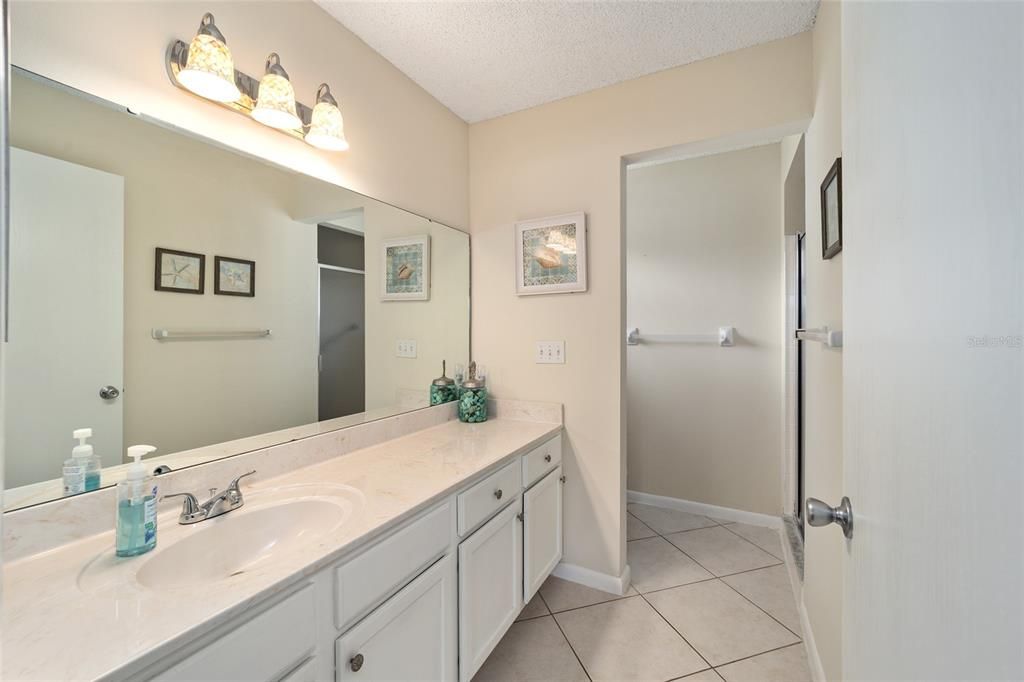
[115,445,158,557]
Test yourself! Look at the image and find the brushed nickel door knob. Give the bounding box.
[806,496,854,538]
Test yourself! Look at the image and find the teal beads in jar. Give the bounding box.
[430,361,459,406]
[458,361,488,423]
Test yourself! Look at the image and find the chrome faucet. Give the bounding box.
[163,471,256,525]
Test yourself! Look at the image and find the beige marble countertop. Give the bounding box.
[2,417,561,681]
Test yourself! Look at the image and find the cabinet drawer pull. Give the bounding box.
[516,512,524,522]
[544,454,552,462]
[560,475,566,483]
[350,653,364,672]
[494,489,503,500]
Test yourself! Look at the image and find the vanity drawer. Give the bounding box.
[335,501,453,630]
[153,585,315,682]
[522,434,562,488]
[457,460,521,536]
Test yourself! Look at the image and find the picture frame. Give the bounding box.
[155,247,205,294]
[214,256,256,297]
[820,157,843,260]
[514,212,587,296]
[381,235,430,301]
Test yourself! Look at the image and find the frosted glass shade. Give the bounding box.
[252,73,302,130]
[305,101,349,151]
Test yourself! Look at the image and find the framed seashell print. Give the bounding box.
[514,212,587,295]
[381,235,430,300]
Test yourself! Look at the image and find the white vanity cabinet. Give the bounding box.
[335,554,457,682]
[141,433,563,682]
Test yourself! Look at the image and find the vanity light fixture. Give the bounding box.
[176,13,241,103]
[304,84,349,151]
[251,53,303,130]
[166,14,348,152]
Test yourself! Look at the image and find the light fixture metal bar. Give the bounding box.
[165,39,313,141]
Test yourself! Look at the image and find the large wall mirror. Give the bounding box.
[5,68,470,511]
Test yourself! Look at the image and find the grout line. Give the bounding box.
[667,668,726,682]
[637,589,714,673]
[711,641,806,670]
[544,591,639,616]
[718,577,803,641]
[548,605,593,682]
[719,523,784,560]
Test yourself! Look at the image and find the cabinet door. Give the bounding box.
[458,498,523,682]
[335,554,457,682]
[524,466,563,602]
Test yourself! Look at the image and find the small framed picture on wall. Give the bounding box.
[381,235,430,301]
[214,256,256,297]
[514,212,588,295]
[155,247,205,294]
[820,157,843,259]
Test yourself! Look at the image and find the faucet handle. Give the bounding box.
[227,470,257,493]
[162,492,200,515]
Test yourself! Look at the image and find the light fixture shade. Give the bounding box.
[177,13,241,103]
[251,53,302,130]
[305,84,349,151]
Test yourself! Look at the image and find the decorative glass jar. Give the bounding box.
[458,361,488,423]
[430,361,459,406]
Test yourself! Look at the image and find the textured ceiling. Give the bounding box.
[315,1,819,123]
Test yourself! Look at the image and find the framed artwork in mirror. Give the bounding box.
[820,157,842,260]
[381,235,430,300]
[214,256,256,297]
[515,212,587,295]
[155,247,205,294]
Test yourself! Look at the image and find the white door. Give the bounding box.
[336,555,457,682]
[5,148,124,489]
[841,2,1023,679]
[523,466,563,602]
[458,498,523,682]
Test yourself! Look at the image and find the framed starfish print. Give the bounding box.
[155,247,205,294]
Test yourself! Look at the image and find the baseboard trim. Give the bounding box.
[551,561,632,596]
[779,520,826,682]
[627,490,783,529]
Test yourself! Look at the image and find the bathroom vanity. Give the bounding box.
[2,404,564,681]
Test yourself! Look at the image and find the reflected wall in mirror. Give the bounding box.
[5,69,470,511]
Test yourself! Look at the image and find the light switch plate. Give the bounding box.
[396,339,417,358]
[536,341,565,364]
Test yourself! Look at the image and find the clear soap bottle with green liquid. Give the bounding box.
[115,445,158,557]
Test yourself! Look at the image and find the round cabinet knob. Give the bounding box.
[544,454,552,462]
[350,653,364,672]
[494,489,503,500]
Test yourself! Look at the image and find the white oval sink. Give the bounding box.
[78,483,364,592]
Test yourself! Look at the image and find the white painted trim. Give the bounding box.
[551,561,631,597]
[627,490,782,529]
[779,520,825,682]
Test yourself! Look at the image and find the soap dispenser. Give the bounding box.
[62,428,101,495]
[115,445,158,557]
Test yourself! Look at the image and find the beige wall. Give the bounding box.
[626,144,784,515]
[10,0,468,230]
[469,34,813,579]
[800,1,844,679]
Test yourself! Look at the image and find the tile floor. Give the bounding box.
[474,504,811,682]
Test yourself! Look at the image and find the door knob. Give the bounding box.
[99,385,120,400]
[806,496,854,538]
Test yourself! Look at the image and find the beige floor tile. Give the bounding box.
[628,503,718,534]
[627,512,658,540]
[515,593,550,621]
[628,536,713,593]
[716,644,811,682]
[646,580,799,666]
[722,565,801,634]
[555,596,708,681]
[539,574,636,613]
[724,522,785,559]
[665,526,780,576]
[473,616,589,682]
[675,669,723,681]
